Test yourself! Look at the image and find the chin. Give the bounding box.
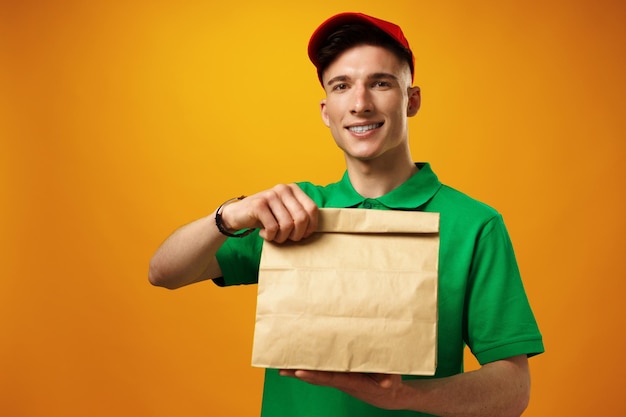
[342,145,380,159]
[347,153,382,163]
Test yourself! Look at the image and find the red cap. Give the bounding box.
[308,12,415,81]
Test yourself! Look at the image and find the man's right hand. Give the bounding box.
[219,183,319,243]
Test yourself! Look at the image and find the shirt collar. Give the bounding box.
[325,163,442,209]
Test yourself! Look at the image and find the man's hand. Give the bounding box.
[220,184,318,243]
[279,356,531,417]
[222,184,318,243]
[279,370,410,410]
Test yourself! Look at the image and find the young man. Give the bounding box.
[149,12,544,417]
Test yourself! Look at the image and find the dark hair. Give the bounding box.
[314,23,414,84]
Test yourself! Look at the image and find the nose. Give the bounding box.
[350,83,373,115]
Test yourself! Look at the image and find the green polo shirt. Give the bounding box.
[215,163,544,417]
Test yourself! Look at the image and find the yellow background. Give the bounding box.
[2,0,625,415]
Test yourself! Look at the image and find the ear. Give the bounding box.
[320,99,330,127]
[407,86,421,117]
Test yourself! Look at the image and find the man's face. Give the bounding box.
[320,44,420,164]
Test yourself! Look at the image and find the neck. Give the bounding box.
[345,154,418,198]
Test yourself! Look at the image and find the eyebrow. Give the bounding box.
[326,75,349,87]
[369,72,400,82]
[326,72,400,87]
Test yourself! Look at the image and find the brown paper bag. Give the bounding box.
[252,208,440,376]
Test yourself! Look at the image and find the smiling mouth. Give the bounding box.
[347,122,383,133]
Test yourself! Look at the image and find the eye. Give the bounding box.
[372,81,391,89]
[332,83,348,91]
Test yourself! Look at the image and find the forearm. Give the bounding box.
[148,184,319,289]
[148,211,226,289]
[403,355,530,417]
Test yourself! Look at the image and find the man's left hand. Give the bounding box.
[279,369,409,410]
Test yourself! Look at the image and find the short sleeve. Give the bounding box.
[465,215,544,364]
[213,230,263,287]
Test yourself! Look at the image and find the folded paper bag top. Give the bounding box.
[317,207,440,234]
[252,208,440,376]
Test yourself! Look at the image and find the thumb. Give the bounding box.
[368,373,394,389]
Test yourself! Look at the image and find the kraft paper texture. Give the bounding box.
[252,208,440,375]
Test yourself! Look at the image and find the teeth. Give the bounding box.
[348,123,382,133]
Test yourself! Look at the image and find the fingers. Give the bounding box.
[280,369,395,390]
[277,184,318,241]
[279,370,405,410]
[261,184,317,243]
[279,369,342,386]
[226,184,318,243]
